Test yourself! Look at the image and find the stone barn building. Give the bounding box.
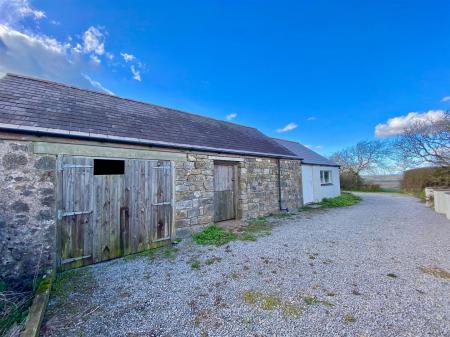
[0,73,302,287]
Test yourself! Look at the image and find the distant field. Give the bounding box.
[362,175,402,189]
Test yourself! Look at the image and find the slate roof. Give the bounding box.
[0,73,297,158]
[273,138,339,167]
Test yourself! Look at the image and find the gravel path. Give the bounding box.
[41,193,450,337]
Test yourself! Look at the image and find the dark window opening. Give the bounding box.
[94,159,125,175]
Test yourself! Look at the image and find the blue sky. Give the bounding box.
[1,1,450,155]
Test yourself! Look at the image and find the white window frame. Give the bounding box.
[320,169,332,185]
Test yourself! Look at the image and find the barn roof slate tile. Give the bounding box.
[273,138,339,167]
[0,73,297,158]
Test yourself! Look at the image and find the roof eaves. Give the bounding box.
[0,123,301,160]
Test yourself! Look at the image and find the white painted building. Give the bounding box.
[274,138,341,204]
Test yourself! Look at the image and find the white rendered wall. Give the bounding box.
[302,165,341,203]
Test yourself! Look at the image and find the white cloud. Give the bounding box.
[0,24,108,92]
[226,113,237,121]
[130,65,141,81]
[121,52,135,62]
[307,116,316,121]
[375,110,446,137]
[0,0,45,26]
[82,26,105,55]
[441,96,450,102]
[82,73,114,95]
[276,122,298,133]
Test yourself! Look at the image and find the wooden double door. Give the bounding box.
[57,156,173,270]
[214,162,238,222]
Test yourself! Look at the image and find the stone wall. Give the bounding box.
[280,159,302,211]
[175,153,302,228]
[175,153,215,231]
[0,140,56,289]
[0,139,302,286]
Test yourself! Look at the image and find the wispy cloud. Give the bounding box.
[0,1,146,91]
[276,122,298,133]
[307,116,316,121]
[82,73,114,95]
[441,96,450,102]
[0,0,46,26]
[130,65,141,81]
[375,110,446,137]
[121,52,135,62]
[226,113,237,121]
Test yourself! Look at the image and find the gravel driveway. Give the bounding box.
[41,193,450,337]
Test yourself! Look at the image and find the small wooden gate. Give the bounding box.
[214,162,237,222]
[57,156,173,270]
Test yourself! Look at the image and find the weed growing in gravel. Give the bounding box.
[191,260,200,270]
[163,247,178,259]
[242,290,302,317]
[344,314,356,323]
[240,217,272,241]
[205,256,222,265]
[304,296,319,305]
[51,268,95,309]
[243,290,261,304]
[175,238,182,243]
[270,211,293,218]
[387,273,398,278]
[325,291,336,297]
[192,224,238,246]
[320,193,361,208]
[419,266,450,280]
[261,295,283,310]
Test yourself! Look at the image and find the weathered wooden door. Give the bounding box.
[214,162,236,222]
[58,156,94,269]
[58,156,173,270]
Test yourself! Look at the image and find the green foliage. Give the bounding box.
[401,167,450,193]
[163,247,178,259]
[192,224,238,246]
[191,260,200,270]
[320,193,361,208]
[0,280,31,335]
[240,217,272,241]
[304,296,319,305]
[270,211,292,219]
[36,277,52,294]
[387,273,398,278]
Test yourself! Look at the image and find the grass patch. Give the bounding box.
[52,268,94,307]
[344,313,356,323]
[242,290,302,317]
[193,220,273,246]
[0,281,31,335]
[240,217,272,241]
[192,224,238,246]
[320,193,361,208]
[419,266,450,280]
[304,296,319,305]
[191,260,200,270]
[163,247,178,259]
[270,211,292,219]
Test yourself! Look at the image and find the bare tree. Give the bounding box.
[330,140,391,176]
[394,111,450,167]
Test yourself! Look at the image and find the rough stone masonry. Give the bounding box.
[0,140,56,289]
[0,139,302,288]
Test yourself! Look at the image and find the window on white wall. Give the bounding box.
[320,170,332,185]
